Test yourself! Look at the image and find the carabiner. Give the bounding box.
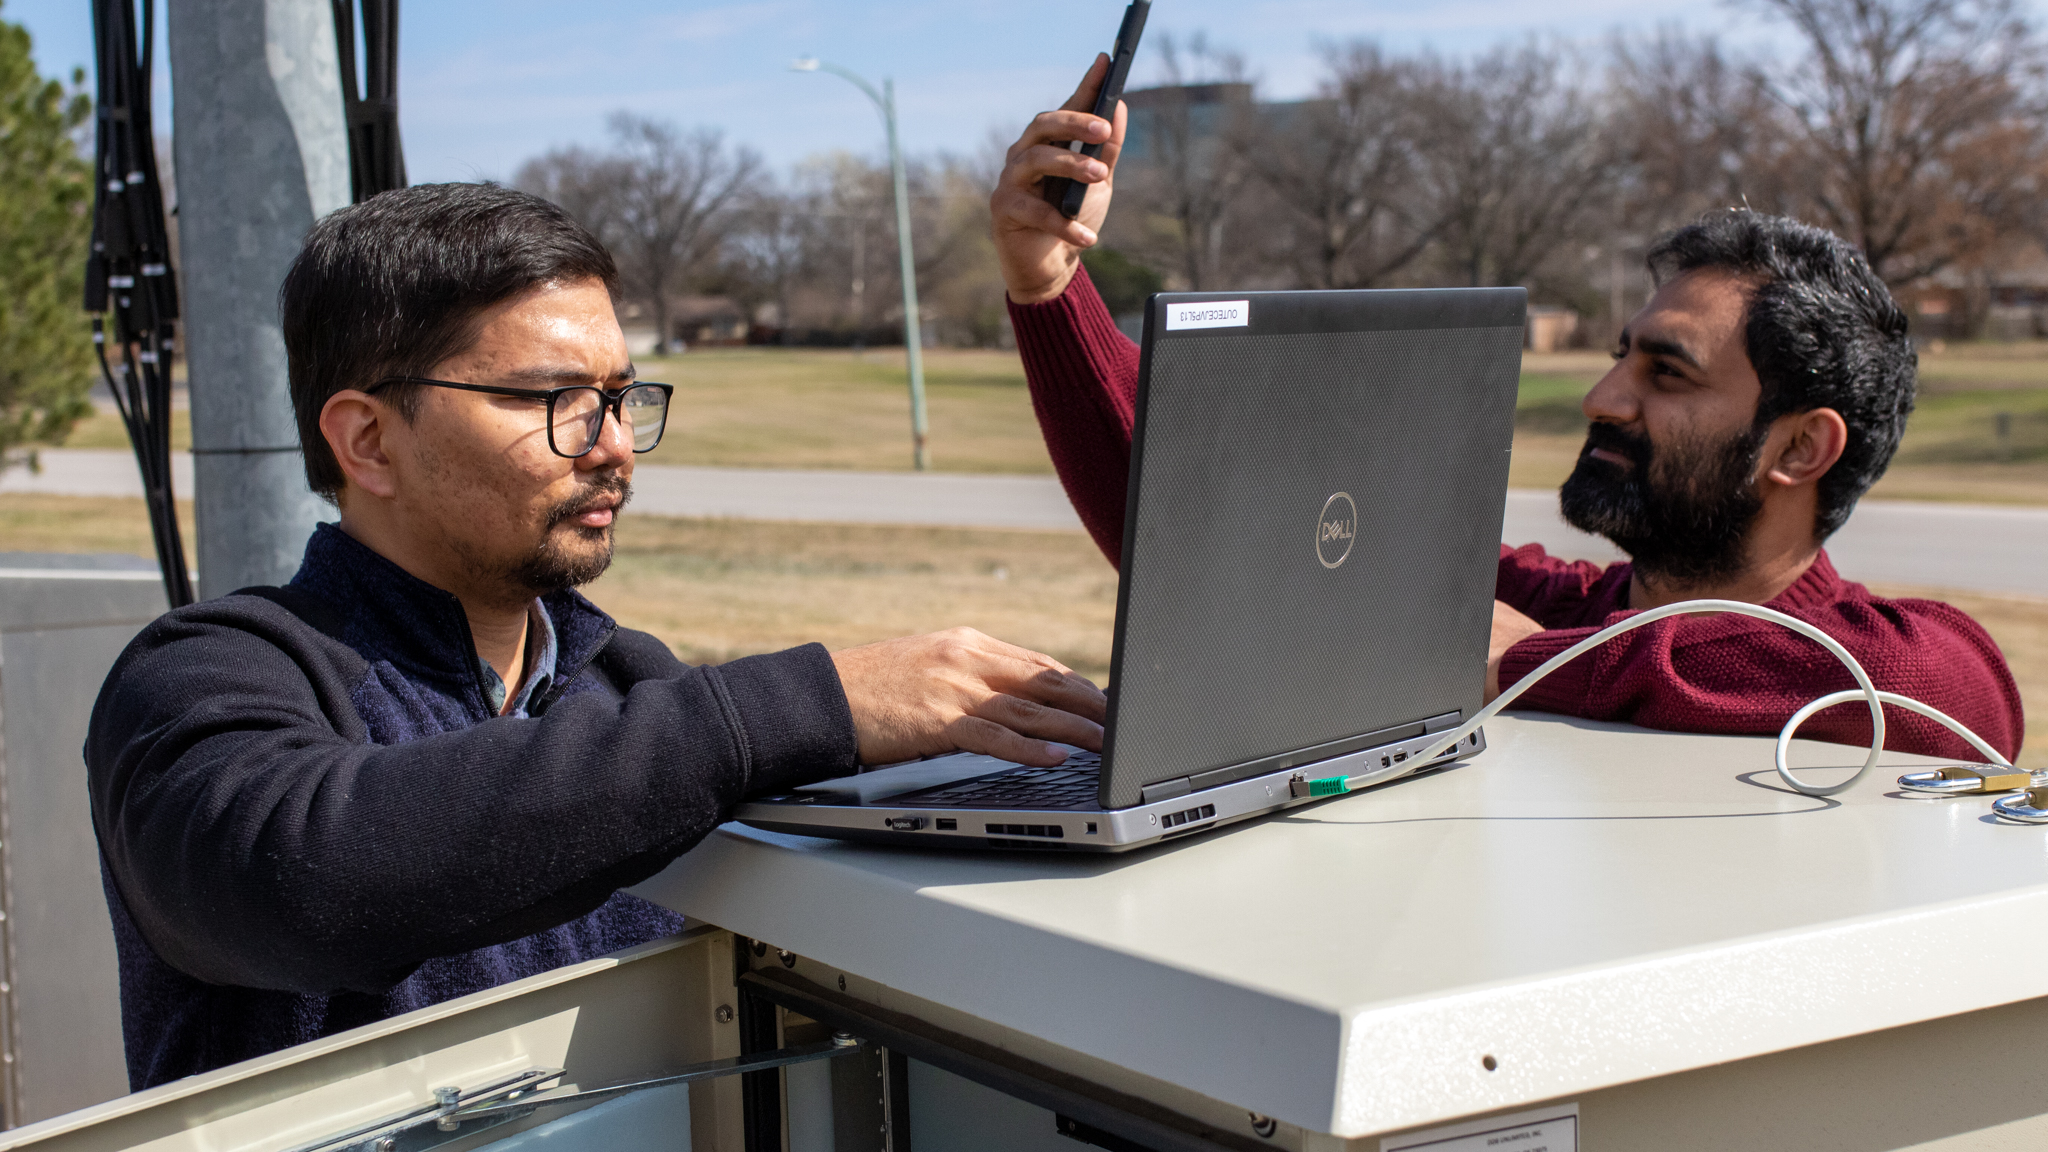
[1898,764,2037,796]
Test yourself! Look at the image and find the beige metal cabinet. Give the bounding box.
[0,564,169,1125]
[5,714,2048,1150]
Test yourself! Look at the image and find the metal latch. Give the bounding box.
[1898,763,2039,795]
[286,1035,865,1152]
[1992,786,2048,824]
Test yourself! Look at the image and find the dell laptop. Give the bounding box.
[736,286,1525,851]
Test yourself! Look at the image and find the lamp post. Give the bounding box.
[792,57,930,470]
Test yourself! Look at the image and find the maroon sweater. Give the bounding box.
[1008,268,2024,761]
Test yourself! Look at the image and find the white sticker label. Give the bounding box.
[1164,300,1250,331]
[1381,1103,1578,1152]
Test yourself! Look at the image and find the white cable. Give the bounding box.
[1335,599,2008,798]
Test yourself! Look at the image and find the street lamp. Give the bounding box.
[792,56,930,471]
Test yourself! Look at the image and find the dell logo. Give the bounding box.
[1315,492,1358,569]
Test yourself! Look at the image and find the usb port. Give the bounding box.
[935,819,957,831]
[1393,752,1407,762]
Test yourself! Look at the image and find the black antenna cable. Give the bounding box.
[332,0,407,202]
[86,0,191,608]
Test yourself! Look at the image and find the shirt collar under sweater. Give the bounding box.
[286,523,616,725]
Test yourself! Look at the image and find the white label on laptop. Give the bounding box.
[1165,300,1250,331]
[1381,1103,1577,1152]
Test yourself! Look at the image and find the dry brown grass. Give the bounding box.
[0,494,1119,684]
[0,494,193,555]
[39,341,2048,506]
[589,516,1117,682]
[7,494,2045,761]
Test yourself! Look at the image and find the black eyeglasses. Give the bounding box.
[369,376,674,458]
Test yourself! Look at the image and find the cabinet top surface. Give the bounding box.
[636,713,2048,1136]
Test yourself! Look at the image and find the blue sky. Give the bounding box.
[11,0,1818,182]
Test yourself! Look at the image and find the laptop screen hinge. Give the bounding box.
[1140,778,1192,805]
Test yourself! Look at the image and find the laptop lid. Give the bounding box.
[1098,288,1525,809]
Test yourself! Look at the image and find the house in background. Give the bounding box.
[1894,246,2048,342]
[1526,307,1580,354]
[614,297,750,354]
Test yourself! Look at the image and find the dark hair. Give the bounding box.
[1645,210,1915,539]
[280,183,619,499]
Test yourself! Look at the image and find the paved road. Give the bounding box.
[5,449,2040,597]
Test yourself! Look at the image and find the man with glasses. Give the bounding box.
[86,183,1106,1089]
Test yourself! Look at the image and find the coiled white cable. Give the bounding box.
[1328,599,2009,798]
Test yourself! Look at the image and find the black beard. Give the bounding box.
[511,471,632,594]
[1558,420,1767,586]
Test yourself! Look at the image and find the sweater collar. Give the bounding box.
[1768,548,1851,611]
[287,523,617,715]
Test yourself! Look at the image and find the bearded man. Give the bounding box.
[86,183,1106,1089]
[983,59,2021,761]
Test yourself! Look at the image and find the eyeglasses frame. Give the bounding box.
[366,376,675,459]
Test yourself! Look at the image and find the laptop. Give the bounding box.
[737,286,1525,852]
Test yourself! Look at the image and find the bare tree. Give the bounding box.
[1753,0,2046,285]
[1412,44,1620,288]
[728,179,818,343]
[1255,42,1436,288]
[518,113,761,347]
[1116,33,1258,290]
[1611,30,1800,231]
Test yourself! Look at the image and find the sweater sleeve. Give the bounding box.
[86,597,858,996]
[1495,542,1626,626]
[1495,594,2025,762]
[1008,267,1141,567]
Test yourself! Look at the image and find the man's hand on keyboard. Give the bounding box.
[831,628,1107,767]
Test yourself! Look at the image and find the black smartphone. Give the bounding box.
[1043,0,1150,220]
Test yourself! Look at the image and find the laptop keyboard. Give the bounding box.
[890,751,1104,810]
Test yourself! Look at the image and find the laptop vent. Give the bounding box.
[985,823,1064,839]
[1161,804,1216,829]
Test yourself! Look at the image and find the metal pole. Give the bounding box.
[882,79,929,471]
[170,0,348,595]
[793,60,930,470]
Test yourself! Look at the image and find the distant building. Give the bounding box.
[1120,83,1312,168]
[1895,247,2048,342]
[1526,307,1581,354]
[669,296,749,347]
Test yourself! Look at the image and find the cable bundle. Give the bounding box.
[86,0,189,607]
[1298,599,2019,804]
[332,0,407,203]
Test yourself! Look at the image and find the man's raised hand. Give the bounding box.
[990,54,1128,305]
[831,627,1107,767]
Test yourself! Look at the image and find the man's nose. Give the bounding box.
[578,400,636,470]
[1581,362,1640,426]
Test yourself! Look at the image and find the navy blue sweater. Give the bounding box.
[86,524,858,1089]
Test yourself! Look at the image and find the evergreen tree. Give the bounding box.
[0,4,93,458]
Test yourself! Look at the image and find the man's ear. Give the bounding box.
[319,390,401,500]
[1763,407,1849,489]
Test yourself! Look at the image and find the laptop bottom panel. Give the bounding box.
[735,728,1487,852]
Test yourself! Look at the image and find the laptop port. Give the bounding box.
[984,823,1064,838]
[1393,752,1407,763]
[886,816,927,831]
[935,819,957,831]
[1381,755,1392,768]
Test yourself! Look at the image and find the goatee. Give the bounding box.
[1558,420,1767,585]
[512,471,632,594]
